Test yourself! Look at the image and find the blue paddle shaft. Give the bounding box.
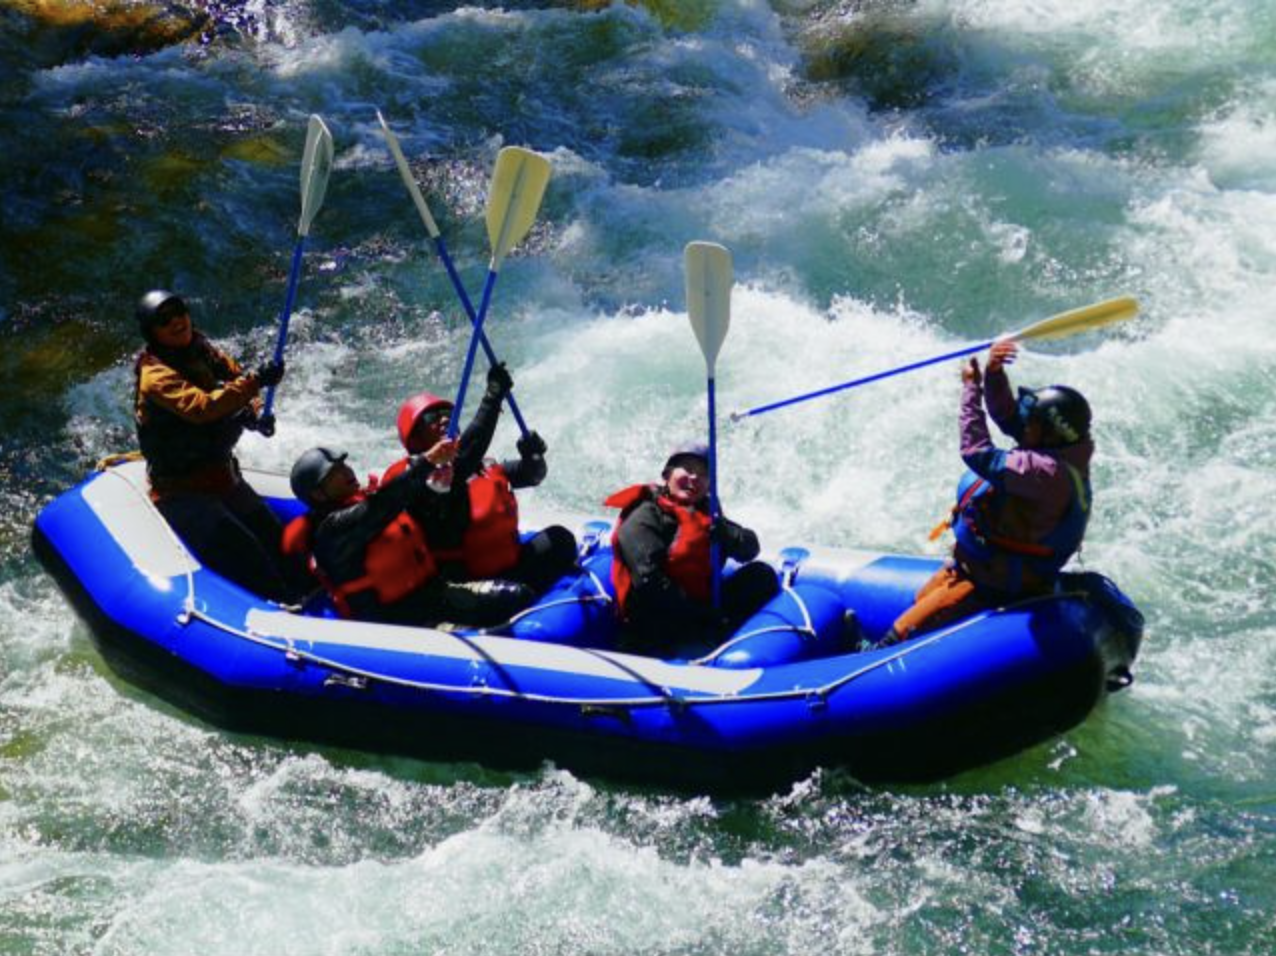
[433,237,530,437]
[708,375,721,610]
[738,339,994,420]
[262,236,307,418]
[448,269,499,439]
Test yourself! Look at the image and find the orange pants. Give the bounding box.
[891,564,990,640]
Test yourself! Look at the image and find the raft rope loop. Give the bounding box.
[690,581,817,666]
[210,586,1078,710]
[690,546,817,665]
[102,463,1102,713]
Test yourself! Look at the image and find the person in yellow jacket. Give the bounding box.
[132,289,297,602]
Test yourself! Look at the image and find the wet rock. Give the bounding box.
[570,0,717,32]
[793,1,960,111]
[1,0,210,66]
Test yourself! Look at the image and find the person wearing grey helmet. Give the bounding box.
[883,340,1094,647]
[132,289,297,603]
[284,440,538,630]
[603,440,779,652]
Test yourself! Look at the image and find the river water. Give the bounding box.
[2,0,1274,953]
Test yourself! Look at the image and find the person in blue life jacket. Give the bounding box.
[883,340,1093,646]
[381,362,577,595]
[132,289,301,603]
[284,443,539,629]
[604,441,779,652]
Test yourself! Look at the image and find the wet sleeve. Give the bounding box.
[502,454,547,489]
[960,377,1015,485]
[715,516,761,563]
[454,391,502,482]
[985,368,1023,440]
[614,502,672,585]
[208,345,244,380]
[138,361,259,424]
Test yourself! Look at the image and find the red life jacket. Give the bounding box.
[603,484,712,616]
[380,458,522,579]
[281,499,438,618]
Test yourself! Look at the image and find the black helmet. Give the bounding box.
[1017,385,1091,446]
[136,290,187,338]
[662,439,710,477]
[290,447,349,505]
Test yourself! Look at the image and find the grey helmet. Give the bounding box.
[135,289,187,338]
[662,439,710,477]
[290,447,349,505]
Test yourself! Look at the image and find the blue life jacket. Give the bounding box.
[952,462,1091,591]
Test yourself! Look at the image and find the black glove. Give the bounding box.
[231,406,276,438]
[709,516,736,547]
[517,430,547,459]
[255,359,285,388]
[485,361,513,399]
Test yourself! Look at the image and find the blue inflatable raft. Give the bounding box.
[32,460,1143,793]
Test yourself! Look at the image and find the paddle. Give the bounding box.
[685,241,733,608]
[730,296,1139,422]
[446,146,551,440]
[376,110,531,437]
[259,114,334,436]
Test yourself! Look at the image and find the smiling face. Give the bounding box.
[151,308,193,349]
[406,405,451,454]
[664,455,709,507]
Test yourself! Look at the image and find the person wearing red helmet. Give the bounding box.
[383,362,577,596]
[132,289,298,603]
[883,340,1094,647]
[604,441,778,651]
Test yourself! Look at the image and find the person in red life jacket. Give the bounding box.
[288,444,538,628]
[883,340,1093,647]
[383,362,577,594]
[604,441,779,651]
[132,289,301,603]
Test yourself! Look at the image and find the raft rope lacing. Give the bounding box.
[688,575,817,667]
[101,460,1089,712]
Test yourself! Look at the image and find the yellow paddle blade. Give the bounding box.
[298,115,334,238]
[485,146,552,270]
[685,241,733,375]
[1004,296,1139,343]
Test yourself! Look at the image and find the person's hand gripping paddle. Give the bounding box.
[732,296,1139,422]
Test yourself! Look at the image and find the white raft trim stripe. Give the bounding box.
[83,462,200,579]
[245,610,762,696]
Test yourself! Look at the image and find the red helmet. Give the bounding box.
[395,392,453,449]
